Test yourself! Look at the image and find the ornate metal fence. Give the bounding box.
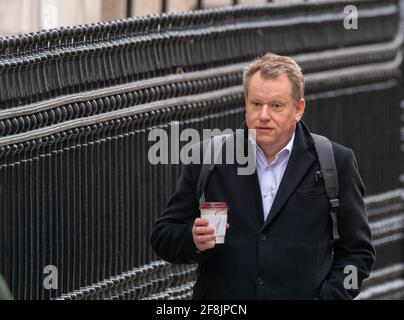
[0,0,403,299]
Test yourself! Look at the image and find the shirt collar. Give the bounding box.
[249,131,295,166]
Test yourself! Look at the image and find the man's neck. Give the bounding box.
[260,132,295,164]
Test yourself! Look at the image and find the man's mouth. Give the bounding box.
[256,127,274,131]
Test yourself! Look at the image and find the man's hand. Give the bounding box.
[192,218,216,251]
[192,218,229,251]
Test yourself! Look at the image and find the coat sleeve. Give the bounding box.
[317,148,376,299]
[151,162,205,264]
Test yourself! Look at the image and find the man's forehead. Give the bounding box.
[248,73,292,98]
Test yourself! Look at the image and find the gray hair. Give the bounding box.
[243,53,305,103]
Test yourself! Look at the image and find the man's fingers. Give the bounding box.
[193,218,216,251]
[226,223,230,229]
[194,226,215,235]
[194,218,209,226]
[195,234,216,243]
[198,242,215,251]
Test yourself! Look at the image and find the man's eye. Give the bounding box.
[273,104,283,109]
[252,102,261,107]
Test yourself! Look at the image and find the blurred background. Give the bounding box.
[0,0,294,37]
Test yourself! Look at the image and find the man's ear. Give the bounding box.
[295,98,306,121]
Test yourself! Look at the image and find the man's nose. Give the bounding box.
[258,104,271,121]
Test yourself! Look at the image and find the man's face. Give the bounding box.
[245,72,305,153]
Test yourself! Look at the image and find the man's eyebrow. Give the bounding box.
[249,97,286,103]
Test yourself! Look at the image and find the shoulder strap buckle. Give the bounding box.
[330,198,340,209]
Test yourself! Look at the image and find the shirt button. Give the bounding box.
[257,277,264,285]
[260,234,266,241]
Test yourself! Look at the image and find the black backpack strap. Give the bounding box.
[197,135,230,205]
[311,134,340,244]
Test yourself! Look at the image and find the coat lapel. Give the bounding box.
[259,122,316,232]
[230,127,265,226]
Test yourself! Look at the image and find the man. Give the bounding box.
[151,53,375,299]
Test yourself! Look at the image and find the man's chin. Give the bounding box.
[255,136,277,147]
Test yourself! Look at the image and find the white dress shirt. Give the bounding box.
[252,133,295,221]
